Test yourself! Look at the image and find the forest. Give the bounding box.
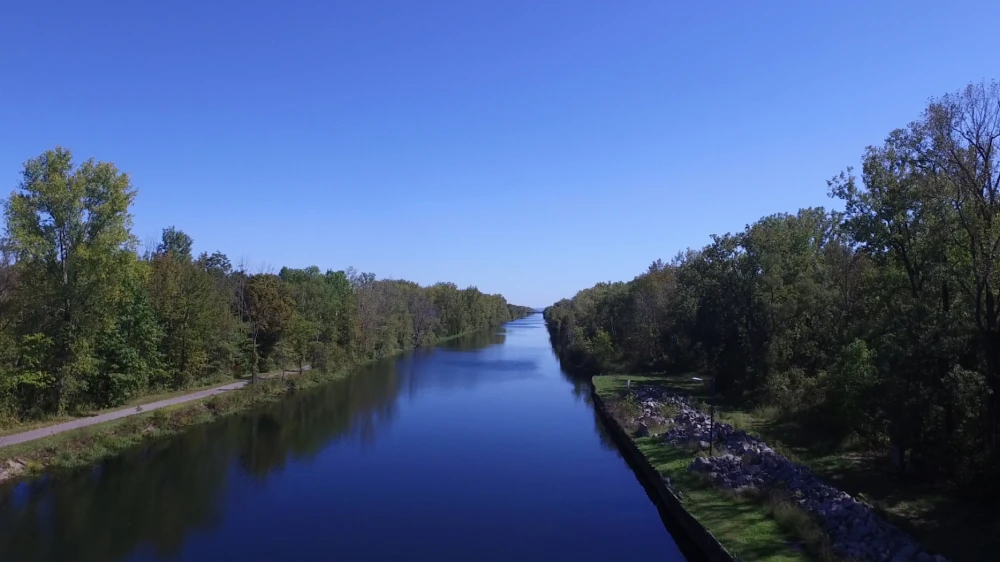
[0,147,532,423]
[545,80,1000,485]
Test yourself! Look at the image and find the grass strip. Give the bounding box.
[595,375,840,562]
[0,368,347,481]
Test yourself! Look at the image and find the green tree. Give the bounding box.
[238,273,294,381]
[148,230,232,386]
[286,313,317,374]
[922,82,1000,450]
[5,147,138,412]
[89,261,163,406]
[156,226,193,259]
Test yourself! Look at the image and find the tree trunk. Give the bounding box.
[249,325,260,384]
[250,345,258,385]
[889,438,907,474]
[983,312,1000,452]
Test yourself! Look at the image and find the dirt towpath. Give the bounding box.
[0,366,311,449]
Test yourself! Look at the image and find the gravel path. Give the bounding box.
[0,367,311,449]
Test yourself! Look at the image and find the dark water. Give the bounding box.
[0,314,686,562]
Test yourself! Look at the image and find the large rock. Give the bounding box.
[691,456,712,472]
[0,458,25,483]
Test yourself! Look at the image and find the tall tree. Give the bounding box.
[5,148,137,412]
[156,226,193,260]
[148,229,231,386]
[924,82,1000,448]
[239,273,294,381]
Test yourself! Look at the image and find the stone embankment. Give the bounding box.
[631,385,946,562]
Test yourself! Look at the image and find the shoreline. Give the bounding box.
[0,367,346,484]
[0,321,528,485]
[590,383,730,562]
[592,375,844,562]
[0,367,308,449]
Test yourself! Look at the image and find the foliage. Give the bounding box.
[0,147,532,421]
[547,80,1000,485]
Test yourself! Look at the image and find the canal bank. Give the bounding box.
[0,319,533,484]
[0,366,347,483]
[590,385,732,562]
[592,375,851,562]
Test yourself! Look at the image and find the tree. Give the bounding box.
[90,260,163,406]
[405,284,438,347]
[148,231,232,386]
[923,82,1000,449]
[286,313,316,374]
[5,147,138,412]
[156,226,193,260]
[830,126,956,471]
[239,273,294,381]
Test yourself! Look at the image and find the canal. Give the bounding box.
[0,314,687,561]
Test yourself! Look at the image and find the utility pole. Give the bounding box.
[709,375,716,456]
[693,376,715,456]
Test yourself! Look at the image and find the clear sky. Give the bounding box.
[1,1,997,307]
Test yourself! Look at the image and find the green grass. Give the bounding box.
[0,374,245,437]
[598,373,997,562]
[595,375,839,562]
[0,368,350,479]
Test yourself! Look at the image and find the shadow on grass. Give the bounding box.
[605,373,1000,562]
[740,410,1000,561]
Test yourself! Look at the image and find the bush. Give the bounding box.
[85,370,148,409]
[763,367,826,415]
[823,339,879,438]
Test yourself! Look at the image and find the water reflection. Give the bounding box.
[0,427,232,561]
[0,317,683,562]
[560,376,618,453]
[437,327,505,350]
[0,329,504,562]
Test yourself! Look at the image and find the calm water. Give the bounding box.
[0,314,687,562]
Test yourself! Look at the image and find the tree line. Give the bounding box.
[545,80,1000,484]
[0,147,532,421]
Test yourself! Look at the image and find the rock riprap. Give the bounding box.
[627,385,946,562]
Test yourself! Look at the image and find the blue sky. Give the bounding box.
[1,1,997,307]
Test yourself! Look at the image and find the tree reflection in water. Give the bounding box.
[0,329,504,562]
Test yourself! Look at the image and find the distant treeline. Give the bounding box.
[0,147,532,421]
[546,80,1000,484]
